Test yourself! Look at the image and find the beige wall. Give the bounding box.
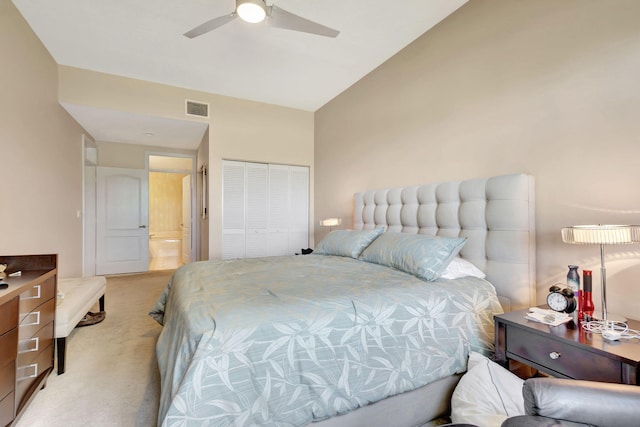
[315,0,640,318]
[96,141,194,170]
[0,0,86,277]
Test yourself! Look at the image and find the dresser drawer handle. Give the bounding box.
[17,363,39,381]
[23,284,41,300]
[549,351,561,360]
[19,336,39,354]
[22,310,41,327]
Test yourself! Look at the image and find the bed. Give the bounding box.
[150,172,536,427]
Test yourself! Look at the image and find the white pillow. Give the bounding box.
[450,351,525,427]
[440,257,486,280]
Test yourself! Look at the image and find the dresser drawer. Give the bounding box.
[507,327,622,382]
[18,299,55,340]
[19,276,56,318]
[0,360,15,402]
[0,391,14,427]
[0,297,19,336]
[15,343,53,408]
[18,322,54,366]
[0,328,18,368]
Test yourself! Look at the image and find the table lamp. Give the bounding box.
[561,224,640,322]
[320,218,341,232]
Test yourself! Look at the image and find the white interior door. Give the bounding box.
[96,167,149,275]
[181,175,192,264]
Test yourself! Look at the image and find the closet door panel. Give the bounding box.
[289,166,309,253]
[222,161,246,259]
[245,163,268,258]
[267,165,290,256]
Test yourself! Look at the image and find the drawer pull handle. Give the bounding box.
[18,363,39,381]
[23,284,41,300]
[19,336,39,354]
[22,311,41,327]
[549,351,561,360]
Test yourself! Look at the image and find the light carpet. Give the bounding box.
[15,270,173,427]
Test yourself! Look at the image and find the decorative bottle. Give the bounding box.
[567,265,580,319]
[581,270,595,321]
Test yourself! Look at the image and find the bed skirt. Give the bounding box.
[313,374,461,427]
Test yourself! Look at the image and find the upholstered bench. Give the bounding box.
[55,276,107,374]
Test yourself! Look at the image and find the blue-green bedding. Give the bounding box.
[150,254,503,427]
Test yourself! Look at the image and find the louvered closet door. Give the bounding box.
[222,161,309,259]
[222,161,246,259]
[289,166,309,254]
[267,164,290,256]
[245,163,268,258]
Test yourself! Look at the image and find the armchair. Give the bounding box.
[501,377,640,427]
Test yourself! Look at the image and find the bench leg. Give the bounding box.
[57,337,66,374]
[99,294,105,312]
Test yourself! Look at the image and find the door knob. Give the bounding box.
[139,225,147,228]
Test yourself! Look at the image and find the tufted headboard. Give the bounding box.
[353,173,536,312]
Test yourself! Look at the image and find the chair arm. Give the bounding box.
[523,378,640,427]
[501,415,586,427]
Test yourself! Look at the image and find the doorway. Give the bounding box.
[148,154,195,271]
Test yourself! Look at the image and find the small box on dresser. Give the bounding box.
[0,254,57,426]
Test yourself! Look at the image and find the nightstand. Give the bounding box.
[494,308,640,385]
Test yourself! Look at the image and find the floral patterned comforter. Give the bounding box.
[150,255,503,427]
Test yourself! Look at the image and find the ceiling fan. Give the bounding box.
[183,0,340,39]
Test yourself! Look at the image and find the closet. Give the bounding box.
[222,160,309,259]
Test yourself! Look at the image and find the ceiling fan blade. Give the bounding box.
[267,5,339,38]
[183,13,237,38]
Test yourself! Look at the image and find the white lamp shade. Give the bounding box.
[237,0,266,23]
[561,224,640,323]
[561,225,640,245]
[320,218,341,227]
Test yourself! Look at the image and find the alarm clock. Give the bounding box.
[546,285,577,313]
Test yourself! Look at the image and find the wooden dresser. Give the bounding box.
[0,254,57,427]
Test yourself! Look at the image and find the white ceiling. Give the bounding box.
[14,0,467,149]
[62,103,209,149]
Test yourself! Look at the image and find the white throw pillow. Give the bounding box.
[450,351,525,427]
[440,257,486,280]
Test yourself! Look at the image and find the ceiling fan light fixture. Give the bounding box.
[237,0,267,24]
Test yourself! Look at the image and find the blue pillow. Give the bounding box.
[359,232,467,281]
[315,228,385,259]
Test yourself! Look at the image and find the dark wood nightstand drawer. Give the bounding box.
[507,325,622,382]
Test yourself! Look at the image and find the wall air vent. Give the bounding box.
[185,100,209,118]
